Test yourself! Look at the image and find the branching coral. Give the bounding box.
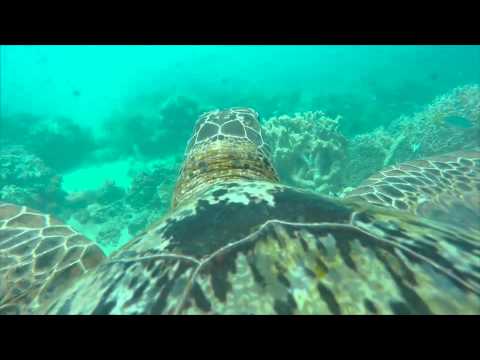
[262,111,348,194]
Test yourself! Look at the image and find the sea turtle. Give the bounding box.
[1,107,479,315]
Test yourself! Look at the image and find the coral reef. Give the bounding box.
[64,180,125,210]
[65,158,180,253]
[1,84,478,255]
[342,84,480,188]
[95,180,126,206]
[1,115,98,172]
[0,146,67,213]
[28,117,98,171]
[386,84,480,163]
[0,145,55,187]
[341,128,397,188]
[261,85,480,193]
[126,157,180,208]
[262,111,348,195]
[101,94,207,159]
[0,185,36,207]
[309,92,383,136]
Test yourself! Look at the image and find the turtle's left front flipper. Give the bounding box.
[0,202,105,314]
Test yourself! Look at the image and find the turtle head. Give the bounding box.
[172,107,279,208]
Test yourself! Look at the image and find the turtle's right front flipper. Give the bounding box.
[0,202,105,314]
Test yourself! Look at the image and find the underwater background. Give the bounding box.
[1,45,479,255]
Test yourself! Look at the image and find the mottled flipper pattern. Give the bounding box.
[44,183,480,314]
[183,210,480,314]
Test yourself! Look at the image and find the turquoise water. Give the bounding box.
[2,45,479,131]
[1,45,479,253]
[1,45,480,314]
